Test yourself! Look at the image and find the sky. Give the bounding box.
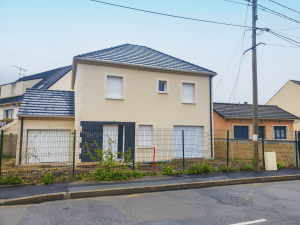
[0,0,299,104]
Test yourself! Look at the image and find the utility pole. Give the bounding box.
[252,0,260,172]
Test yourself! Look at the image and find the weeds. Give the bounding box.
[185,163,214,175]
[0,173,22,185]
[162,164,175,175]
[277,162,284,169]
[136,161,141,170]
[43,172,54,185]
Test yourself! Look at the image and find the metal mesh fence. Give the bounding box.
[0,127,299,183]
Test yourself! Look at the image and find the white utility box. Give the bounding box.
[265,152,277,171]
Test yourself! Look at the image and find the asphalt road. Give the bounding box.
[1,180,300,225]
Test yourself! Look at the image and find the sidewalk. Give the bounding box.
[1,169,300,203]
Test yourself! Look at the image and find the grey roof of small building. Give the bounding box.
[75,44,216,74]
[0,95,24,105]
[18,89,74,117]
[1,65,72,89]
[291,80,300,86]
[214,103,300,120]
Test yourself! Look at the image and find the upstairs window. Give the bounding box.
[274,126,287,140]
[12,83,16,95]
[138,125,152,147]
[4,109,14,119]
[107,76,123,99]
[182,83,195,103]
[158,81,167,93]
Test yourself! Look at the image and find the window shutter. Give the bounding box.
[139,125,152,147]
[182,83,194,103]
[107,76,123,99]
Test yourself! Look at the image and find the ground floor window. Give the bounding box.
[274,126,287,140]
[259,126,265,139]
[233,126,249,139]
[138,125,153,147]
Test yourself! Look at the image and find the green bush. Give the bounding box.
[185,163,214,175]
[133,171,143,178]
[136,161,141,170]
[218,166,230,172]
[243,164,253,171]
[277,162,284,170]
[162,164,175,175]
[43,172,54,185]
[0,174,22,185]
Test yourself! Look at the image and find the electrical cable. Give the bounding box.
[90,0,256,28]
[268,31,300,47]
[267,0,300,15]
[265,43,299,48]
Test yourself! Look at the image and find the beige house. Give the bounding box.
[0,65,72,129]
[15,44,217,165]
[71,44,217,163]
[266,80,300,131]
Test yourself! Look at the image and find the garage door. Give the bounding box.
[27,130,70,163]
[173,126,203,158]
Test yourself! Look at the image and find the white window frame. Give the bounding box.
[104,73,126,100]
[12,83,17,95]
[138,125,153,148]
[3,109,14,119]
[180,81,197,104]
[272,125,288,140]
[157,78,169,94]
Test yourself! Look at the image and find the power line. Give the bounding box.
[90,0,255,28]
[274,30,300,40]
[267,0,300,15]
[219,0,300,25]
[215,4,249,97]
[265,43,299,48]
[268,30,300,47]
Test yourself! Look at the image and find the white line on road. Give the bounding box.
[230,219,267,225]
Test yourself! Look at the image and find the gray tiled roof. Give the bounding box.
[18,89,74,117]
[291,80,300,86]
[0,95,23,105]
[214,103,300,120]
[75,44,216,74]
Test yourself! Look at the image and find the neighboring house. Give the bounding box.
[0,65,72,128]
[16,44,217,165]
[213,102,299,140]
[266,80,300,131]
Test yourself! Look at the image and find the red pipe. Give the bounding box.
[153,147,156,173]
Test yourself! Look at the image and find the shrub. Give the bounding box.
[243,164,253,171]
[218,166,230,173]
[162,164,175,175]
[0,174,22,185]
[186,163,214,175]
[43,172,54,185]
[136,161,141,170]
[133,171,143,178]
[277,162,284,170]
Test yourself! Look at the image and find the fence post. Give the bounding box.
[295,131,298,168]
[262,132,265,168]
[153,147,156,173]
[182,130,185,171]
[227,130,229,167]
[132,129,135,172]
[0,130,3,175]
[73,130,76,179]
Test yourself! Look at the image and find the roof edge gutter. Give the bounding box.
[17,115,75,119]
[223,117,299,121]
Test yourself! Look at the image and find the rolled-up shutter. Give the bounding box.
[107,76,123,99]
[182,83,194,103]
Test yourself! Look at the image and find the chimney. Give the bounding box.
[244,102,248,105]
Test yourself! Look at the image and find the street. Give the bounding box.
[1,180,300,225]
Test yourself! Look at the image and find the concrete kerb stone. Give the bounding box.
[2,174,300,205]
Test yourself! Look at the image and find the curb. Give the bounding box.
[2,174,300,206]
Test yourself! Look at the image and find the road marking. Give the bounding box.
[231,219,267,225]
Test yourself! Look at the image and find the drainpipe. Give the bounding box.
[19,117,23,164]
[210,75,213,158]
